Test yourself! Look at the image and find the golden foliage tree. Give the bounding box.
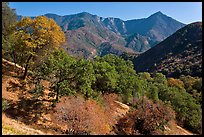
[167,78,184,89]
[12,16,65,79]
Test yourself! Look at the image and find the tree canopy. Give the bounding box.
[12,16,66,79]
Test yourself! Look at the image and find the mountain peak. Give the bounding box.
[151,11,165,17]
[72,12,93,19]
[147,11,172,22]
[44,13,61,17]
[155,11,163,14]
[78,12,92,16]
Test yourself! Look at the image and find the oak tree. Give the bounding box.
[12,16,65,79]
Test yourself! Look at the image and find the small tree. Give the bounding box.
[96,54,143,104]
[72,59,96,98]
[12,16,65,79]
[138,72,153,82]
[167,77,184,89]
[146,84,159,102]
[93,61,119,93]
[36,49,76,102]
[153,73,167,85]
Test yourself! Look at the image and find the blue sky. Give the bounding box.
[9,2,202,24]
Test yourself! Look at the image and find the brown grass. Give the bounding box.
[50,93,129,135]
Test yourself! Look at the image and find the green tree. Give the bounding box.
[180,75,202,104]
[157,85,202,134]
[146,84,159,102]
[192,78,202,92]
[94,54,144,104]
[153,73,167,85]
[2,2,17,61]
[36,49,76,102]
[131,77,144,104]
[192,78,202,104]
[138,72,153,82]
[72,59,96,98]
[179,75,196,92]
[93,60,119,93]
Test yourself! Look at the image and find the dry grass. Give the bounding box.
[2,113,52,135]
[164,120,194,135]
[50,93,129,135]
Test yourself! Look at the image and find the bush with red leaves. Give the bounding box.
[115,97,175,135]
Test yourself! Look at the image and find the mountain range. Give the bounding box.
[18,11,185,59]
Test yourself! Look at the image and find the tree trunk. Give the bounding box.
[12,51,17,66]
[55,80,61,102]
[56,86,59,102]
[22,54,32,80]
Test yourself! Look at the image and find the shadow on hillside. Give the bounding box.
[4,95,45,125]
[2,62,24,77]
[4,76,56,125]
[6,80,27,93]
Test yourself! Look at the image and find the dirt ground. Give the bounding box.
[163,120,194,135]
[2,113,53,135]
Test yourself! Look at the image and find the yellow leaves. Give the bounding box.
[33,16,50,30]
[14,15,66,52]
[24,40,35,48]
[16,17,32,28]
[168,78,184,89]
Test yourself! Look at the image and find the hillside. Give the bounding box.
[3,3,201,135]
[2,59,194,135]
[2,59,129,135]
[17,11,185,58]
[2,113,52,135]
[133,22,202,78]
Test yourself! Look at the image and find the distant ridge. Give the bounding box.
[17,11,186,59]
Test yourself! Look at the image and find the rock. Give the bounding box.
[113,101,130,118]
[114,101,130,111]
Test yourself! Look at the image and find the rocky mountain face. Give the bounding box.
[18,11,185,59]
[133,22,202,78]
[103,11,185,52]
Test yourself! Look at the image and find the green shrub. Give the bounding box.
[157,85,202,134]
[2,99,10,112]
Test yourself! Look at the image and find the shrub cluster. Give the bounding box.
[115,97,175,135]
[2,99,10,112]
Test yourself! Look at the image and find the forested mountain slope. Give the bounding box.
[133,22,202,78]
